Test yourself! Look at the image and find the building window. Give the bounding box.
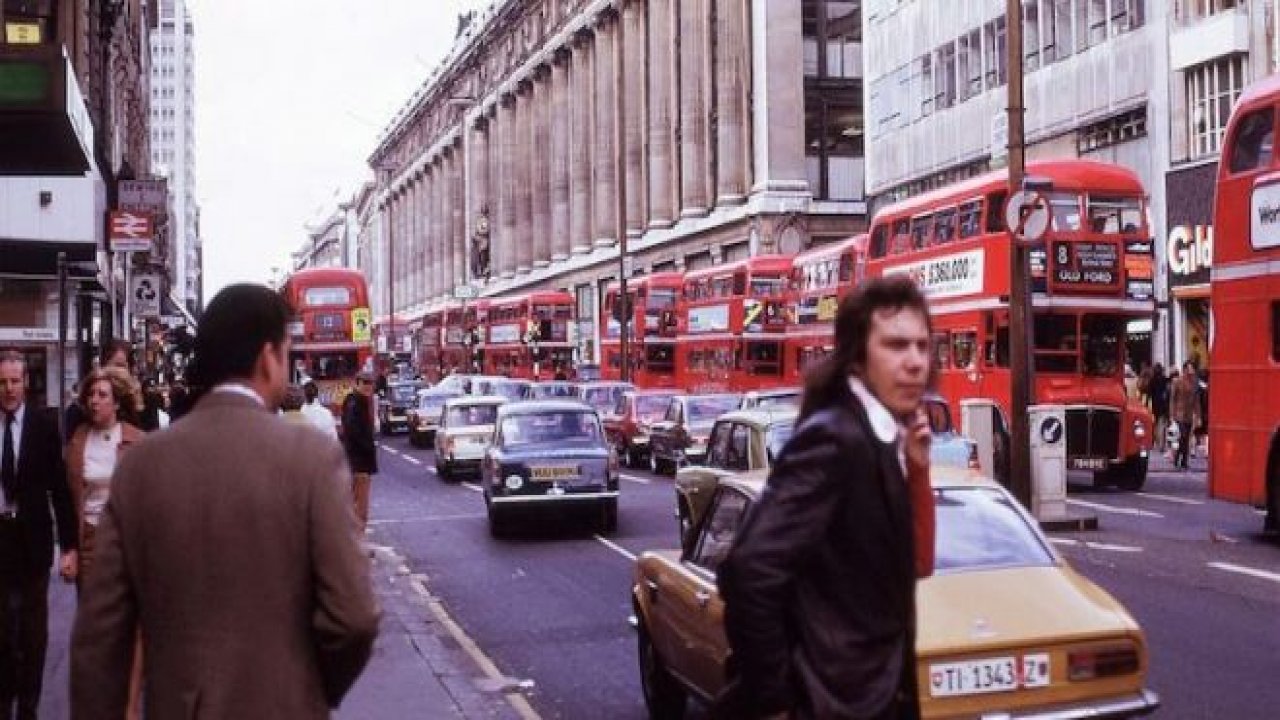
[1177,0,1241,26]
[803,1,862,80]
[1186,55,1246,159]
[806,96,864,201]
[1077,106,1148,153]
[1025,1,1041,72]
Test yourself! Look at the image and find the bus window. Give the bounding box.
[932,332,951,370]
[871,225,889,258]
[891,218,911,254]
[911,215,934,249]
[934,208,957,244]
[952,331,977,369]
[750,276,788,297]
[1273,302,1280,363]
[1081,314,1123,377]
[958,199,983,238]
[745,341,782,376]
[983,324,1010,368]
[301,351,358,380]
[839,251,856,282]
[1033,315,1078,373]
[1087,196,1142,234]
[986,192,1007,232]
[1049,192,1082,232]
[733,272,747,296]
[646,344,675,372]
[1228,107,1275,174]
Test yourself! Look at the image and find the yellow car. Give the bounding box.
[631,467,1159,719]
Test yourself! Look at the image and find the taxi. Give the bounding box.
[482,400,620,535]
[631,467,1159,719]
[433,395,506,481]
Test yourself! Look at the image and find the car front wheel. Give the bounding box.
[637,620,687,720]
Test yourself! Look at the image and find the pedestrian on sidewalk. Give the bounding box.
[65,366,145,719]
[302,380,339,440]
[342,371,378,533]
[71,284,380,719]
[1170,362,1201,470]
[1148,363,1169,452]
[715,277,936,720]
[0,349,79,720]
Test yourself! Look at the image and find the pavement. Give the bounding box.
[40,530,526,719]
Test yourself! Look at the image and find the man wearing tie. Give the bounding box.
[0,349,78,720]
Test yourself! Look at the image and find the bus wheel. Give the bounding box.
[1114,455,1148,491]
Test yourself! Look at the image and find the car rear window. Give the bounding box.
[390,385,417,403]
[419,395,450,411]
[447,404,499,427]
[493,382,528,401]
[583,386,627,410]
[533,384,577,398]
[756,392,800,408]
[501,411,603,446]
[636,395,675,420]
[934,487,1055,572]
[765,422,795,463]
[687,396,741,422]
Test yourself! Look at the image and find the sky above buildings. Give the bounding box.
[191,0,486,300]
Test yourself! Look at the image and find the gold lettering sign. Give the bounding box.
[5,22,43,44]
[817,296,839,322]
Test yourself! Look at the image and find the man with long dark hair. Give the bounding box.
[71,284,379,718]
[717,277,936,720]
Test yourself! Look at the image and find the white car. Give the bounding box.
[433,395,506,481]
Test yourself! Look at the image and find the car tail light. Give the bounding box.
[443,437,456,454]
[1068,644,1139,681]
[968,442,980,470]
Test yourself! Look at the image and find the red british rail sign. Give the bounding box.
[109,210,153,253]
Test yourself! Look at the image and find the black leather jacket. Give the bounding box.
[341,393,378,474]
[717,387,920,720]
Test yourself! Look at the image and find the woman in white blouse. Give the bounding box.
[66,366,144,719]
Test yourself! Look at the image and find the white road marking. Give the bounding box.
[383,447,401,457]
[426,466,437,474]
[366,513,486,525]
[1207,561,1280,585]
[1067,498,1165,519]
[461,482,484,493]
[1134,492,1203,506]
[402,456,422,465]
[1047,537,1143,552]
[594,535,637,562]
[620,473,652,485]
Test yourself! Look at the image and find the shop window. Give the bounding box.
[1228,107,1275,174]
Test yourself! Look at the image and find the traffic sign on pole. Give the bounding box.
[109,210,154,253]
[1004,190,1050,244]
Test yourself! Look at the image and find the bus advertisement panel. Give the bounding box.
[677,255,793,392]
[1209,75,1280,531]
[280,267,374,416]
[484,292,575,380]
[601,272,681,388]
[865,160,1155,490]
[785,235,867,384]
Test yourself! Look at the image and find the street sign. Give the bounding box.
[131,273,161,318]
[453,284,479,300]
[1004,191,1050,243]
[118,179,168,214]
[109,210,153,252]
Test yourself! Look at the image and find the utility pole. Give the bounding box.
[1006,0,1034,508]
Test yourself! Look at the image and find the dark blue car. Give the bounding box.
[482,400,619,536]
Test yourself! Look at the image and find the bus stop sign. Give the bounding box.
[1005,190,1050,243]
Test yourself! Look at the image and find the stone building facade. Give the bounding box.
[366,0,867,364]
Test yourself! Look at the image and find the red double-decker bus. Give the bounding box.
[484,291,576,380]
[417,309,445,383]
[785,235,867,384]
[1209,76,1280,530]
[441,300,487,375]
[280,267,374,414]
[676,255,793,392]
[865,159,1155,489]
[600,272,682,388]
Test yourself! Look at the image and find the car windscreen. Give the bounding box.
[635,395,675,421]
[501,411,603,446]
[492,382,528,401]
[686,396,741,422]
[765,422,795,463]
[446,404,499,427]
[533,384,577,398]
[583,386,625,410]
[419,395,451,412]
[934,487,1055,572]
[390,385,417,403]
[755,392,800,408]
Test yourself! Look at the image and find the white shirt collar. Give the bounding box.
[847,377,901,444]
[212,383,266,408]
[5,402,26,425]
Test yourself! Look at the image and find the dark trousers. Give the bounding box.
[0,526,49,720]
[1174,420,1193,468]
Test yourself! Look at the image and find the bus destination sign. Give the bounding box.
[1050,241,1120,292]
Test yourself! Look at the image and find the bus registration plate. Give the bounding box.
[1069,457,1108,471]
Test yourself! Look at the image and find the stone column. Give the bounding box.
[450,141,465,284]
[421,170,434,302]
[680,0,711,217]
[593,10,619,247]
[622,0,648,237]
[531,64,552,267]
[418,174,429,303]
[550,49,572,261]
[569,30,594,255]
[434,158,448,298]
[406,177,417,306]
[469,117,490,281]
[751,0,807,193]
[439,154,453,299]
[647,0,677,228]
[397,191,407,312]
[498,93,518,278]
[516,80,534,274]
[716,0,750,205]
[389,193,398,312]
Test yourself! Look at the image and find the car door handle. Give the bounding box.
[694,590,711,608]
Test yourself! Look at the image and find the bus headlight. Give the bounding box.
[505,475,524,491]
[1132,420,1147,439]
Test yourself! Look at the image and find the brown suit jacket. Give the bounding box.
[70,390,380,719]
[66,422,144,530]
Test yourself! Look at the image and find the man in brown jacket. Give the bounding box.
[1170,362,1201,470]
[71,284,380,719]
